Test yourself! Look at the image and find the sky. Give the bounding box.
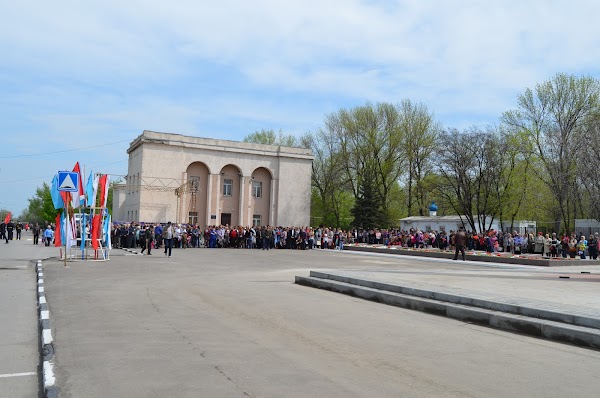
[1,0,599,217]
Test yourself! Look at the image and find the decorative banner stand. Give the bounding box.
[54,168,112,263]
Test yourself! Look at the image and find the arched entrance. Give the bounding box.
[250,167,272,226]
[185,162,210,226]
[218,164,242,226]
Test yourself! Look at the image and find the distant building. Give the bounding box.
[399,202,536,234]
[112,130,313,226]
[575,219,600,236]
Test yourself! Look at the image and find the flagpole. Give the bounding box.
[64,200,68,268]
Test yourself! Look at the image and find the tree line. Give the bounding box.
[17,73,599,234]
[245,73,600,234]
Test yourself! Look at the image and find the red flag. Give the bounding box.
[72,162,85,208]
[98,174,108,208]
[3,212,11,224]
[60,191,71,208]
[91,214,101,250]
[54,212,62,247]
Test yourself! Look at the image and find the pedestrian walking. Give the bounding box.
[32,223,40,245]
[453,227,466,261]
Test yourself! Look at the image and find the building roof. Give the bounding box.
[400,215,466,222]
[127,130,313,160]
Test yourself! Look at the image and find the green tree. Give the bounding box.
[351,166,386,229]
[436,127,516,233]
[331,102,406,226]
[399,99,440,216]
[243,128,305,147]
[20,183,56,224]
[502,73,600,232]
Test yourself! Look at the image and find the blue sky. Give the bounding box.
[1,0,599,217]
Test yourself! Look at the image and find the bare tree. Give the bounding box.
[502,73,600,232]
[436,127,511,233]
[399,99,440,216]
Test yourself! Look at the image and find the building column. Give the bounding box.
[239,176,245,226]
[270,178,277,226]
[216,173,222,223]
[248,178,253,226]
[206,174,213,226]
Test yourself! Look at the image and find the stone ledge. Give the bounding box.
[343,245,600,267]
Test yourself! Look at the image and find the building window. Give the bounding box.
[188,212,198,225]
[188,176,200,191]
[253,181,262,198]
[223,179,233,196]
[253,215,261,227]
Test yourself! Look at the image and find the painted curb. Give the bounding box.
[37,260,59,398]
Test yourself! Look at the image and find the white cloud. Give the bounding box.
[2,0,600,215]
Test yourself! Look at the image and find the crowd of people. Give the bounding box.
[5,218,599,261]
[109,222,600,260]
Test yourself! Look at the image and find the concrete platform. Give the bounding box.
[344,245,600,267]
[295,262,600,350]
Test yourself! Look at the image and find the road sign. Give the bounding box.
[57,171,79,192]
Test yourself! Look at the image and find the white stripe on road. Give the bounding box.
[38,287,44,293]
[40,296,46,304]
[41,310,49,319]
[0,372,37,378]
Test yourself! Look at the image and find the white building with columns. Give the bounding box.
[112,130,313,227]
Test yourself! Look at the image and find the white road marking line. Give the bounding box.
[41,310,49,319]
[0,372,37,378]
[40,296,47,304]
[38,287,44,293]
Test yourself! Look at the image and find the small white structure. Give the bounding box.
[400,215,490,233]
[400,203,536,234]
[575,219,600,236]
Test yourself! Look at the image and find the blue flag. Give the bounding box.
[50,174,64,209]
[85,171,94,207]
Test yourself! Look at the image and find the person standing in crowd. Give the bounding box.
[154,223,163,249]
[6,220,15,242]
[588,233,599,260]
[43,225,53,246]
[568,234,578,258]
[0,221,6,242]
[32,222,40,245]
[578,235,588,260]
[453,227,466,261]
[15,221,22,240]
[163,221,174,257]
[141,224,153,255]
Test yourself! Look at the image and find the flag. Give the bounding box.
[91,214,101,250]
[3,212,11,224]
[85,171,94,207]
[103,214,112,251]
[60,211,66,247]
[50,174,64,209]
[66,213,77,248]
[91,174,99,208]
[103,175,110,208]
[60,191,71,209]
[54,212,62,247]
[98,174,109,208]
[71,163,85,208]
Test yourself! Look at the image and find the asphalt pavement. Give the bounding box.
[0,232,57,398]
[38,244,600,397]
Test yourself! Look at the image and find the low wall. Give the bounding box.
[343,245,600,267]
